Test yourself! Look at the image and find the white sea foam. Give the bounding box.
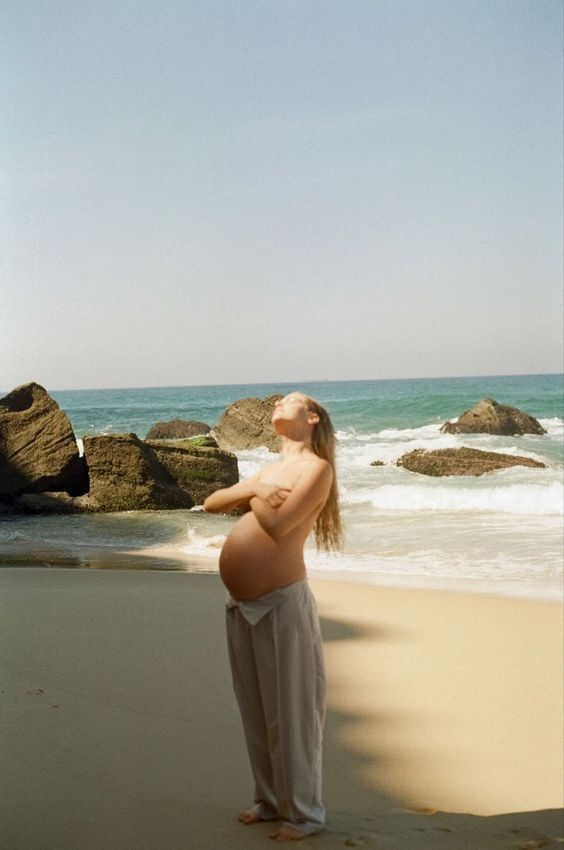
[230,420,562,520]
[374,423,444,442]
[182,526,226,556]
[338,432,460,466]
[337,439,552,471]
[540,417,564,437]
[237,446,277,479]
[336,422,443,445]
[305,545,557,577]
[305,535,561,593]
[346,480,563,515]
[337,418,564,446]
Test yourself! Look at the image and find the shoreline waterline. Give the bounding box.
[1,547,561,603]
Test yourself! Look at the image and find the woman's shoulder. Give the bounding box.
[304,454,332,478]
[310,453,331,468]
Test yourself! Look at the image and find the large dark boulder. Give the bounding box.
[0,382,88,502]
[441,398,546,436]
[146,419,211,440]
[397,447,546,477]
[212,395,283,451]
[146,438,238,506]
[76,434,194,511]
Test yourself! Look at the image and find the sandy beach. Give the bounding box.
[1,567,562,850]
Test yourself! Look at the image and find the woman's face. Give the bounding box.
[272,394,318,430]
[272,393,307,421]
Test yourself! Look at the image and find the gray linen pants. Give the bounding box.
[226,577,326,835]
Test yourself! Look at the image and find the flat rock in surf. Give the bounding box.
[397,447,546,477]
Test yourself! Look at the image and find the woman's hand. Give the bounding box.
[249,458,332,540]
[203,475,290,514]
[254,482,292,508]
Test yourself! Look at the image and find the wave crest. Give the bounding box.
[348,481,563,516]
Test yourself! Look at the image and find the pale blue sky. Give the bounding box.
[1,0,562,390]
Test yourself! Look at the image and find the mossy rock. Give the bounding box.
[181,435,219,448]
[146,439,239,505]
[78,434,194,511]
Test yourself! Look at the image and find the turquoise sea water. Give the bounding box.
[45,373,563,439]
[1,374,563,599]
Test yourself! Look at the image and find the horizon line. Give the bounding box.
[2,370,561,395]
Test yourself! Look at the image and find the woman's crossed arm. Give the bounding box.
[250,459,332,539]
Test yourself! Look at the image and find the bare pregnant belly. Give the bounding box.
[219,513,305,600]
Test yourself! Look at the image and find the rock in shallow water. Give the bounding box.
[76,433,194,511]
[397,447,546,477]
[145,418,211,439]
[441,398,546,436]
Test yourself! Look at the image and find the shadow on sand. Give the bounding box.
[0,567,561,850]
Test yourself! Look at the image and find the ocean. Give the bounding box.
[1,374,562,600]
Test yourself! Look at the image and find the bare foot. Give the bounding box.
[239,808,262,824]
[270,825,309,841]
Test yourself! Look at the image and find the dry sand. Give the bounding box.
[1,567,562,850]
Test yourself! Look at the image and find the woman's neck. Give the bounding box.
[279,436,314,459]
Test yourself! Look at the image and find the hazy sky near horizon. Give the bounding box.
[1,0,562,391]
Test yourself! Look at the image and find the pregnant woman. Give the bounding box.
[204,392,342,841]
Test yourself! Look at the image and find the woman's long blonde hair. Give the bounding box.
[302,394,343,552]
